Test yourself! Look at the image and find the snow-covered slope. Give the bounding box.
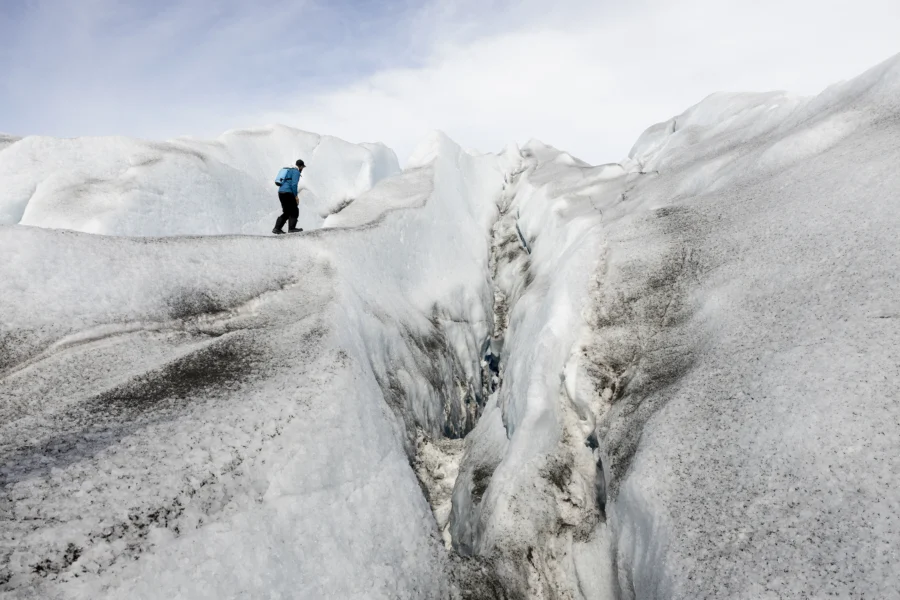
[0,125,399,235]
[2,54,900,599]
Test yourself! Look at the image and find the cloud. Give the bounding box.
[261,0,900,163]
[2,0,899,165]
[0,0,420,138]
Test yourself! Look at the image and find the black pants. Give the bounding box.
[274,192,299,231]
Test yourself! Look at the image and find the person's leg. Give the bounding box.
[287,202,300,231]
[273,212,288,232]
[274,193,293,233]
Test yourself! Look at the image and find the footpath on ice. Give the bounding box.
[2,54,900,599]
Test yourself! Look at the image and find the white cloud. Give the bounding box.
[3,0,899,164]
[261,0,900,164]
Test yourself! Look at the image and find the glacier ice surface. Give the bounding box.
[2,54,900,599]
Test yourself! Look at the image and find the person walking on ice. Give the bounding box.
[273,159,305,234]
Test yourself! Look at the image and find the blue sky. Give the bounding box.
[2,0,899,164]
[1,0,420,134]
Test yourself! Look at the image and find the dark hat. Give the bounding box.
[296,159,305,168]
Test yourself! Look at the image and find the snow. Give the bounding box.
[0,135,20,152]
[3,53,900,599]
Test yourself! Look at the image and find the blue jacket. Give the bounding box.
[278,168,301,196]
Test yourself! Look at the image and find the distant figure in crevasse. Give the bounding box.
[272,159,305,234]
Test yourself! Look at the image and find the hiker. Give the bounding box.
[273,159,305,234]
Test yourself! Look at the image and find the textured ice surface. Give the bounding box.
[450,53,900,598]
[0,133,504,598]
[606,55,900,599]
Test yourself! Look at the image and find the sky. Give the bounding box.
[1,0,899,164]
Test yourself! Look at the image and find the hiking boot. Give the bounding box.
[272,228,285,235]
[288,228,303,233]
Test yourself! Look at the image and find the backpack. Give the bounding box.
[274,167,294,187]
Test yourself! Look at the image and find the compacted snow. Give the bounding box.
[2,55,899,599]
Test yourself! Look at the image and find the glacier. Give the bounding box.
[1,54,899,599]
